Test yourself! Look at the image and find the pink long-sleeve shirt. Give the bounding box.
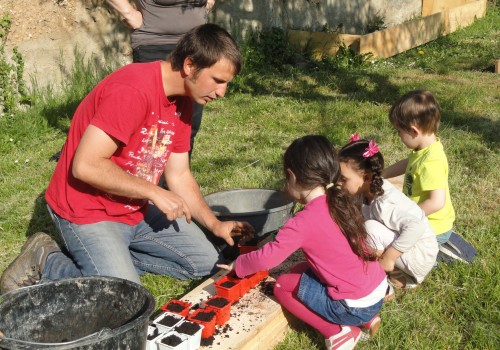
[235,195,386,300]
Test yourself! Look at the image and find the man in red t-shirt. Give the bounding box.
[0,24,254,294]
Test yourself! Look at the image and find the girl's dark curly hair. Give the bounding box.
[338,140,385,198]
[283,135,376,261]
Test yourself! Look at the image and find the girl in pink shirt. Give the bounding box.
[218,135,387,350]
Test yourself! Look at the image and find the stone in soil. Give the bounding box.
[161,334,183,347]
[207,297,230,308]
[175,321,201,336]
[158,314,181,327]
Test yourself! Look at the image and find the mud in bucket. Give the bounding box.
[0,276,155,349]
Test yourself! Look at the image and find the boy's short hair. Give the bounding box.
[389,90,441,134]
[169,23,242,76]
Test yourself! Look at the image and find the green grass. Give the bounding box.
[1,3,499,349]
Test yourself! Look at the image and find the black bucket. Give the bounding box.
[0,276,155,349]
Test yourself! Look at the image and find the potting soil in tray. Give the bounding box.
[165,302,185,313]
[192,310,216,322]
[220,281,236,288]
[147,326,160,340]
[206,297,230,308]
[158,314,183,327]
[161,334,183,346]
[174,321,201,336]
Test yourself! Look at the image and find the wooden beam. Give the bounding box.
[422,0,472,16]
[358,12,444,58]
[443,0,487,34]
[495,60,500,74]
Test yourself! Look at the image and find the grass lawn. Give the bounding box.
[1,3,499,349]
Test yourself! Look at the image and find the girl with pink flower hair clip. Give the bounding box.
[339,134,438,292]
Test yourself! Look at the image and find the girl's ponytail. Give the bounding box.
[326,185,376,261]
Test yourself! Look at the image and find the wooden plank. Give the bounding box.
[422,0,472,16]
[443,0,487,34]
[287,30,360,59]
[495,59,500,74]
[358,12,444,58]
[178,249,305,350]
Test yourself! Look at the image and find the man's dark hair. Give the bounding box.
[169,23,242,75]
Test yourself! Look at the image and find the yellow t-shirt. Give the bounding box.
[403,139,455,235]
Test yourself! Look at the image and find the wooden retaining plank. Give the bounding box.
[358,12,444,58]
[443,0,487,34]
[422,0,472,16]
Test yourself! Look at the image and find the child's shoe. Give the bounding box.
[389,270,418,290]
[360,314,381,340]
[325,325,362,350]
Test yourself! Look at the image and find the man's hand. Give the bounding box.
[122,10,143,30]
[151,188,192,223]
[107,0,143,29]
[212,220,255,246]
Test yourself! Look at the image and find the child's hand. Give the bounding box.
[216,262,234,271]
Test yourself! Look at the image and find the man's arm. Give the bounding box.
[164,152,254,246]
[382,158,409,179]
[106,0,143,29]
[72,125,191,222]
[418,188,445,215]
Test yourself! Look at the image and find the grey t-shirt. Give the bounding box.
[131,0,208,48]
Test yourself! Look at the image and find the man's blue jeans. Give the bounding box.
[44,205,223,284]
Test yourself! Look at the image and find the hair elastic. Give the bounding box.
[325,183,334,190]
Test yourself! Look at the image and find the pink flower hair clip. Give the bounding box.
[363,140,379,158]
[349,133,360,142]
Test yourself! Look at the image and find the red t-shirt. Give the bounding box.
[45,62,192,225]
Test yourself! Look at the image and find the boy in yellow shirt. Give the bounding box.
[383,90,455,245]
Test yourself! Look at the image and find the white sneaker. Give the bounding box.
[325,325,362,350]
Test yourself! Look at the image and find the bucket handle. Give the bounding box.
[0,328,112,348]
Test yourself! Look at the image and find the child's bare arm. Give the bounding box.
[418,188,445,215]
[382,158,409,179]
[378,246,402,272]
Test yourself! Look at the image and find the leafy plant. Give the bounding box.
[0,13,31,113]
[241,27,296,71]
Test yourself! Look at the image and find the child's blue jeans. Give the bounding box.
[297,268,383,326]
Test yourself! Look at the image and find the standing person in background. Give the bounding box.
[107,0,216,158]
